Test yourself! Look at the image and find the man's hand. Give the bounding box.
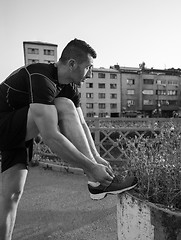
[87,163,114,187]
[95,155,114,175]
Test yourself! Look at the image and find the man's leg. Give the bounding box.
[0,109,39,240]
[54,98,96,181]
[0,164,28,240]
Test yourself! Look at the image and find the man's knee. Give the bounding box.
[3,187,24,206]
[11,190,24,203]
[2,165,28,206]
[55,98,78,118]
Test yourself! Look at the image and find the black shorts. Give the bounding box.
[0,107,33,172]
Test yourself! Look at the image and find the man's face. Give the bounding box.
[72,53,93,85]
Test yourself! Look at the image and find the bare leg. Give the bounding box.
[0,164,28,240]
[54,98,96,181]
[0,109,39,240]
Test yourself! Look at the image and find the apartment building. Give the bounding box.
[119,67,141,117]
[79,68,120,118]
[118,66,181,117]
[140,68,181,117]
[23,41,58,65]
[80,65,181,118]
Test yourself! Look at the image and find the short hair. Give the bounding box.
[60,38,97,64]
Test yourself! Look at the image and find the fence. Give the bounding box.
[34,117,181,163]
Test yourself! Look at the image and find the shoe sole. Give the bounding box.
[89,183,137,200]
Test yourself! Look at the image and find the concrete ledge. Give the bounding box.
[38,161,84,175]
[117,192,181,240]
[0,161,84,176]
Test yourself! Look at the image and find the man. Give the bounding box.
[0,39,137,240]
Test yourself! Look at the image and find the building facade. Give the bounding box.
[140,68,181,117]
[79,66,181,118]
[119,66,181,117]
[119,67,141,117]
[23,41,58,65]
[79,68,120,118]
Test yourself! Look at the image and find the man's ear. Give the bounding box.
[68,59,77,71]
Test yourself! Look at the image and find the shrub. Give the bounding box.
[118,120,181,209]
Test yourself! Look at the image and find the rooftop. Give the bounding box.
[23,41,58,47]
[93,67,119,73]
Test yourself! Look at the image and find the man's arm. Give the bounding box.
[76,107,100,158]
[76,107,113,171]
[29,103,113,185]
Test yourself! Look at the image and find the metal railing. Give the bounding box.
[34,118,181,162]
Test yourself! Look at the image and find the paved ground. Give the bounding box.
[0,166,117,240]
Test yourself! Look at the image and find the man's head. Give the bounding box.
[60,38,97,64]
[58,39,97,85]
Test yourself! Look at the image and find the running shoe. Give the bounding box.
[88,175,137,200]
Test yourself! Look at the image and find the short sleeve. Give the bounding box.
[72,90,80,107]
[29,74,57,105]
[56,84,80,107]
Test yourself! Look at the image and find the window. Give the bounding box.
[169,100,178,105]
[28,59,39,64]
[99,113,107,117]
[86,112,95,117]
[86,103,94,109]
[28,48,39,54]
[98,93,106,99]
[110,103,117,109]
[44,49,54,56]
[167,90,177,96]
[98,73,106,78]
[98,83,105,88]
[110,93,117,99]
[86,82,93,88]
[156,90,167,95]
[127,100,134,106]
[127,89,135,95]
[142,90,154,95]
[143,79,154,85]
[99,103,106,109]
[156,80,166,85]
[143,100,153,105]
[110,83,117,89]
[44,60,55,63]
[86,93,93,98]
[156,100,169,106]
[168,80,179,86]
[127,79,135,85]
[110,73,117,79]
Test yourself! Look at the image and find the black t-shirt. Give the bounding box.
[0,63,80,112]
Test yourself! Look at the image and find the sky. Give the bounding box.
[1,0,181,82]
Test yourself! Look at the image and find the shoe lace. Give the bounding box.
[112,174,123,183]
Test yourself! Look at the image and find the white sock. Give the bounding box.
[88,181,100,187]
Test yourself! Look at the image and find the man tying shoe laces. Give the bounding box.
[0,38,137,240]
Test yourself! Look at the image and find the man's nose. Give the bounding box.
[86,69,92,78]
